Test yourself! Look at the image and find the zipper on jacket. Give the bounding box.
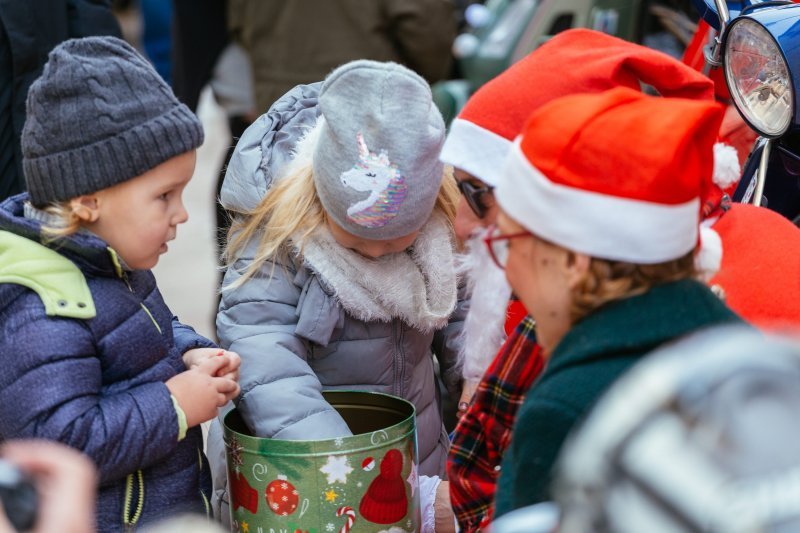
[197,448,211,517]
[108,247,162,334]
[123,470,144,531]
[394,322,406,397]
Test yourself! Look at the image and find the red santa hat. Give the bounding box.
[709,204,800,331]
[497,87,725,264]
[440,28,716,186]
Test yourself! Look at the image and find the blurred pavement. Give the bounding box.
[153,90,229,341]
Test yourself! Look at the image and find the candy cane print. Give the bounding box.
[335,506,356,533]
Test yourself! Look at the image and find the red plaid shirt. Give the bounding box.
[447,316,544,532]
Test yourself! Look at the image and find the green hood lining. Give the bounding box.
[0,231,96,319]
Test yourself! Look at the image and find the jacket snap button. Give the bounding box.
[77,302,87,308]
[57,300,67,307]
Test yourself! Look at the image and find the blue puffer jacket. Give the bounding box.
[0,193,216,531]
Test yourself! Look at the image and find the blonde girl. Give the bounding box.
[211,61,465,532]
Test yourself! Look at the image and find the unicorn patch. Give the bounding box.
[340,133,408,228]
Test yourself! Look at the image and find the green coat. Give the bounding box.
[494,279,744,516]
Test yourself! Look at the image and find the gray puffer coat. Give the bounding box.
[208,83,466,519]
[218,234,464,473]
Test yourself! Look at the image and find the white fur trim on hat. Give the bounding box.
[695,223,723,281]
[713,142,740,189]
[440,118,511,186]
[496,141,700,263]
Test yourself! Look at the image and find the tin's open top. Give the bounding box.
[224,390,416,453]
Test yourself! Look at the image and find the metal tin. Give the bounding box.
[224,391,420,533]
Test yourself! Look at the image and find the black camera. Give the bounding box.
[0,459,38,531]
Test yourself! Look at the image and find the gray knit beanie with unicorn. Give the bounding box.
[313,60,446,240]
[22,36,203,207]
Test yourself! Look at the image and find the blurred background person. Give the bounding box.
[0,0,120,201]
[226,0,457,115]
[171,0,257,275]
[139,0,172,84]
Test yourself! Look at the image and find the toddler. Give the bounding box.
[0,37,240,531]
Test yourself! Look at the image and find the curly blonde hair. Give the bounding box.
[569,250,698,323]
[223,164,460,288]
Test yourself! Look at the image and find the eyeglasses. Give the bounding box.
[483,224,533,269]
[457,180,495,219]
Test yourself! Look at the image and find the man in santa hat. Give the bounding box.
[441,28,721,532]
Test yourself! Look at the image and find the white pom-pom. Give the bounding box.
[713,142,740,189]
[696,225,723,281]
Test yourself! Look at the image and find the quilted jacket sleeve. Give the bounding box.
[216,243,351,440]
[433,276,469,395]
[0,305,183,485]
[171,315,217,358]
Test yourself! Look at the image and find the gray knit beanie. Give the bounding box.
[313,60,446,240]
[22,36,204,207]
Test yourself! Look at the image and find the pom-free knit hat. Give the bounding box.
[22,36,204,207]
[440,28,715,186]
[359,449,408,524]
[497,87,725,264]
[313,60,446,240]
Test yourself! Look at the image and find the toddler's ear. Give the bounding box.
[68,195,101,223]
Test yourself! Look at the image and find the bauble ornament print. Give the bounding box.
[266,475,299,516]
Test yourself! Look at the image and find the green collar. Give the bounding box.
[546,279,741,376]
[0,231,96,319]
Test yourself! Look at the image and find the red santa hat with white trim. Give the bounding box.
[496,87,726,264]
[440,28,717,186]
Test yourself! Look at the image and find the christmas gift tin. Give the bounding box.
[223,391,420,533]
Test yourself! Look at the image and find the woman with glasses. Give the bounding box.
[490,87,744,518]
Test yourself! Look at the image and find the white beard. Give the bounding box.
[457,229,513,381]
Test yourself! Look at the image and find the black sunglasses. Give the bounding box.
[457,180,495,219]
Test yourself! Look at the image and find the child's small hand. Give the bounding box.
[166,357,240,427]
[182,348,241,382]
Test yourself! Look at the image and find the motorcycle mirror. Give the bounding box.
[704,0,731,66]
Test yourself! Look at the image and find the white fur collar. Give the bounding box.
[294,213,457,333]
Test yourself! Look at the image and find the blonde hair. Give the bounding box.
[37,201,83,241]
[570,250,698,323]
[224,164,459,287]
